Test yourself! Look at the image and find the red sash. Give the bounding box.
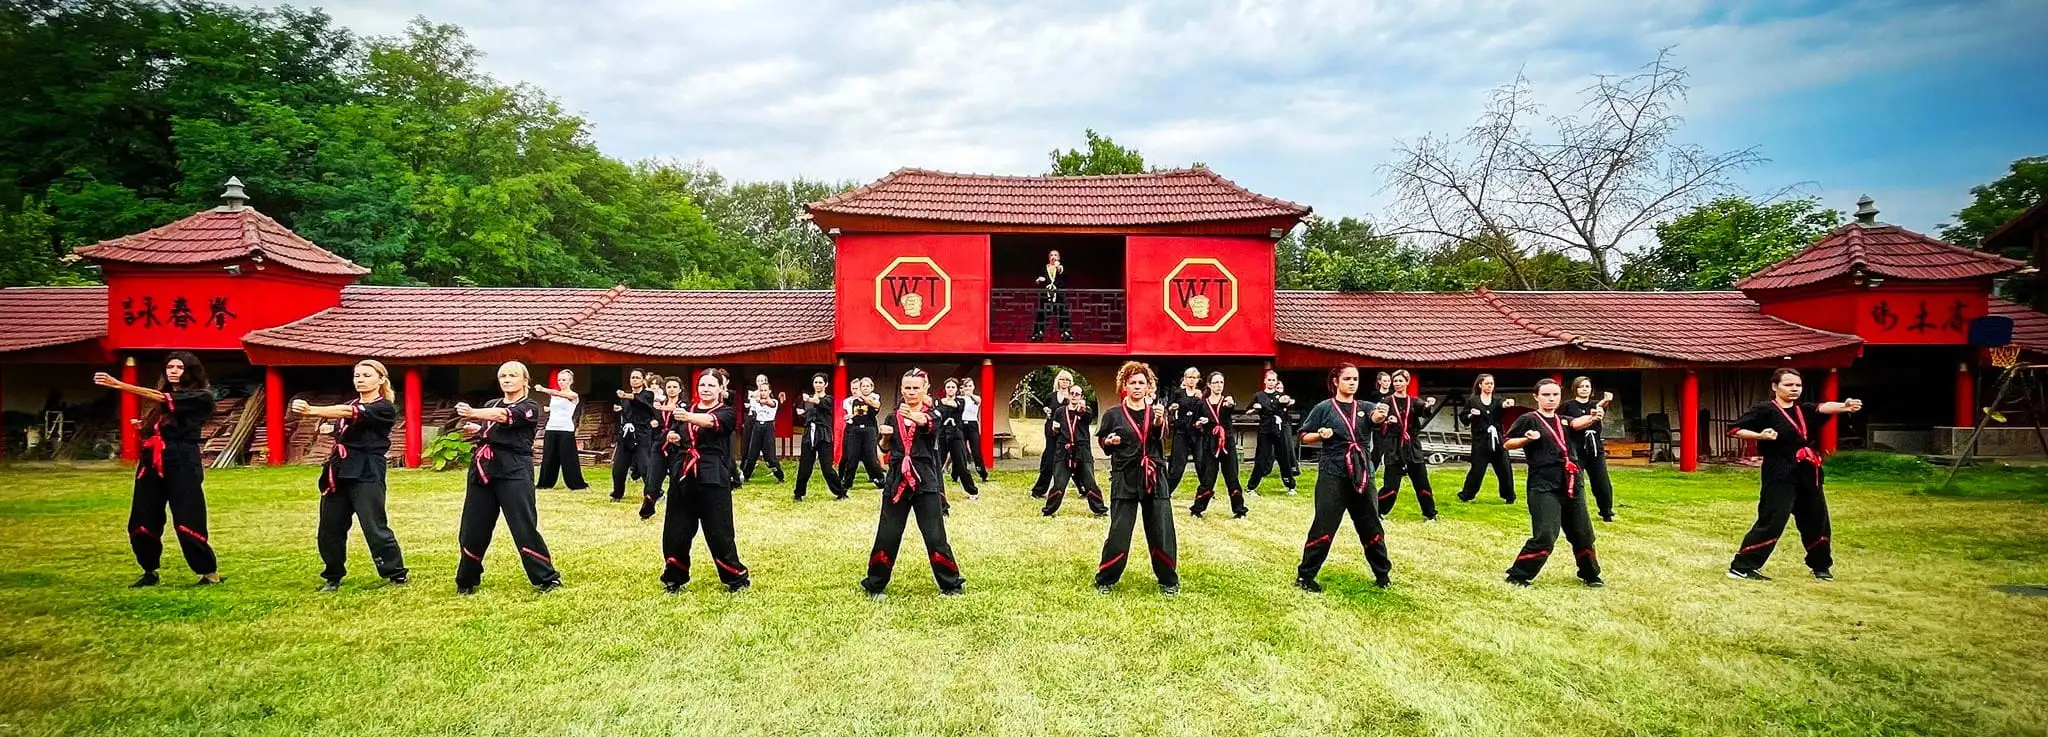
[1120,403,1160,496]
[1535,412,1579,498]
[891,403,929,503]
[1206,398,1229,454]
[1774,401,1823,484]
[1331,399,1370,494]
[137,394,175,480]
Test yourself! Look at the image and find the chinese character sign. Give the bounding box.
[1857,292,1986,344]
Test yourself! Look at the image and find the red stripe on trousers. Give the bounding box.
[175,525,207,544]
[1805,536,1830,550]
[1368,534,1384,547]
[462,548,483,561]
[1098,552,1127,572]
[1304,534,1331,550]
[665,556,684,570]
[1575,548,1596,558]
[1739,537,1779,553]
[132,526,153,537]
[520,547,552,564]
[1377,489,1395,500]
[870,550,892,567]
[1150,547,1176,569]
[1515,550,1550,561]
[714,558,748,577]
[929,552,958,573]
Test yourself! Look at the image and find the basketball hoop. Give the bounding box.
[1991,344,2022,369]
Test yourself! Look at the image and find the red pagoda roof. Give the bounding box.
[807,168,1310,227]
[1737,221,2021,291]
[1276,290,1861,364]
[0,286,108,352]
[74,206,369,277]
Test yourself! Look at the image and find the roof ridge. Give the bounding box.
[1842,224,1869,274]
[529,284,630,341]
[1475,288,1581,345]
[240,209,264,261]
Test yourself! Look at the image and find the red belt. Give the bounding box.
[1342,442,1370,494]
[324,443,347,494]
[137,435,166,479]
[1795,446,1822,485]
[473,444,494,483]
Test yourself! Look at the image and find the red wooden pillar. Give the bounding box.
[403,366,423,468]
[1822,368,1842,453]
[1550,372,1565,387]
[120,357,139,462]
[264,366,286,466]
[832,359,848,465]
[979,359,996,466]
[1679,369,1700,472]
[1407,372,1420,398]
[1953,362,1975,429]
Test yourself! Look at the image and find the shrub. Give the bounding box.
[1824,450,1932,482]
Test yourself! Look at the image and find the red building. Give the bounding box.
[1,174,2041,470]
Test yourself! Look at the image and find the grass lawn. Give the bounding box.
[0,461,2045,736]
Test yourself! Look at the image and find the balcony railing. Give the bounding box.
[989,288,1127,344]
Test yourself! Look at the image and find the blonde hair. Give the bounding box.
[357,359,397,403]
[499,361,531,396]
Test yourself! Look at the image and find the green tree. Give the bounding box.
[1620,196,1843,291]
[1941,155,2048,257]
[1277,215,1490,292]
[1048,129,1148,176]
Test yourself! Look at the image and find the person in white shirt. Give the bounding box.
[959,378,989,483]
[536,369,588,491]
[741,379,786,483]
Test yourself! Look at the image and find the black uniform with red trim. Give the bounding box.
[611,389,657,500]
[455,396,561,590]
[1458,394,1516,503]
[1561,398,1617,520]
[934,396,980,497]
[1093,401,1179,589]
[861,403,964,595]
[1189,394,1247,518]
[128,388,218,576]
[1295,398,1391,585]
[661,401,750,590]
[1246,389,1299,492]
[1376,394,1446,519]
[793,391,846,500]
[1728,400,1835,574]
[1504,411,1600,584]
[1043,401,1108,517]
[317,397,407,583]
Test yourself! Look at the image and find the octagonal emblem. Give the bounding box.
[1163,257,1238,332]
[874,256,952,331]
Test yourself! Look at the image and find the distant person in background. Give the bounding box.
[1377,370,1447,521]
[1031,249,1073,342]
[611,369,656,503]
[95,351,221,588]
[793,373,847,502]
[1189,371,1247,519]
[935,378,981,500]
[453,361,561,595]
[535,369,588,491]
[1563,377,1618,522]
[1164,367,1204,492]
[1501,378,1602,589]
[1027,370,1076,498]
[641,377,687,519]
[1043,384,1109,518]
[1725,369,1863,583]
[743,380,786,484]
[1458,373,1516,505]
[1246,370,1300,495]
[295,359,408,591]
[959,378,989,483]
[839,377,886,490]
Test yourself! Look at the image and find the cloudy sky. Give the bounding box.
[252,0,2044,234]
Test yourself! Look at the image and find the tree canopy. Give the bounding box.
[1620,196,1843,291]
[1047,129,1149,177]
[1942,155,2048,257]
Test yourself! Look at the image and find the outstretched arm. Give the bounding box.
[93,372,166,403]
[291,399,356,420]
[534,385,577,401]
[1819,398,1864,415]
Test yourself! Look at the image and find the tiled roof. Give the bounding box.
[1737,222,2021,290]
[1990,298,2048,354]
[807,168,1310,227]
[244,286,833,359]
[1982,198,2047,253]
[74,207,369,276]
[1276,290,1861,364]
[0,286,108,353]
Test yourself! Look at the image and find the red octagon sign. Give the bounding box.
[873,256,952,331]
[1162,257,1238,332]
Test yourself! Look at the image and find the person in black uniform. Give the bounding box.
[1043,384,1109,517]
[838,377,886,491]
[1030,249,1073,342]
[1246,370,1299,495]
[742,379,786,484]
[1294,364,1395,592]
[1727,368,1863,582]
[1502,378,1603,588]
[95,351,221,588]
[1027,370,1077,499]
[1189,371,1248,519]
[453,361,562,595]
[1364,371,1395,474]
[611,369,657,502]
[1377,369,1447,520]
[1164,367,1205,492]
[960,377,990,483]
[639,377,688,520]
[793,373,847,502]
[660,369,751,593]
[1458,373,1517,504]
[935,378,981,500]
[1094,361,1179,595]
[861,369,965,600]
[1562,377,1617,522]
[295,359,408,590]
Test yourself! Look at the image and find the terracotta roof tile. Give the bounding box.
[75,207,369,276]
[0,286,107,352]
[807,168,1310,227]
[546,289,834,357]
[1990,298,2048,354]
[1275,292,1567,362]
[1737,222,2020,290]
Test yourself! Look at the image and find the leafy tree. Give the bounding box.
[1941,155,2048,257]
[1277,215,1491,292]
[1620,196,1842,291]
[1048,129,1149,176]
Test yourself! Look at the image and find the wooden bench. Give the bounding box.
[993,432,1017,459]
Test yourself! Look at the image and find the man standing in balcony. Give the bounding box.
[1031,250,1074,343]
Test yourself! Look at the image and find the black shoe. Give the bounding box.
[1042,509,1055,517]
[1373,574,1391,589]
[979,474,989,483]
[968,494,980,502]
[774,474,785,483]
[1096,584,1113,595]
[865,590,887,602]
[1093,510,1108,518]
[1189,509,1205,519]
[1727,568,1772,582]
[388,575,409,585]
[610,494,624,503]
[1029,332,1044,342]
[319,580,342,592]
[130,571,160,589]
[793,495,804,502]
[1505,576,1532,588]
[1295,578,1323,593]
[727,580,752,593]
[664,583,683,594]
[1812,569,1833,582]
[834,494,849,501]
[1583,577,1606,588]
[638,500,657,520]
[1423,515,1439,523]
[939,587,965,597]
[1457,494,1476,503]
[457,586,477,596]
[1601,514,1615,523]
[1061,332,1075,342]
[1502,497,1516,505]
[1160,585,1179,596]
[1233,511,1247,519]
[535,580,563,594]
[195,574,224,586]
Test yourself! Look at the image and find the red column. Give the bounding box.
[979,358,996,466]
[1679,369,1699,472]
[403,366,423,468]
[1954,362,1975,429]
[1822,368,1842,453]
[120,357,139,462]
[1550,372,1565,387]
[265,366,285,466]
[1407,372,1421,397]
[832,359,848,465]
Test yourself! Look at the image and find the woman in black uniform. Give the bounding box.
[1164,367,1205,492]
[1294,364,1394,592]
[742,379,786,484]
[1726,369,1863,582]
[860,369,965,600]
[935,378,981,500]
[611,369,656,502]
[453,361,562,595]
[1562,377,1617,522]
[838,377,886,491]
[1027,370,1078,499]
[1377,369,1447,520]
[661,369,751,593]
[1458,373,1516,504]
[640,376,686,520]
[1246,370,1299,495]
[1094,361,1179,595]
[960,377,989,483]
[1189,371,1247,519]
[793,373,847,502]
[1364,371,1395,474]
[95,351,221,588]
[1043,384,1109,518]
[1501,378,1603,588]
[295,359,408,590]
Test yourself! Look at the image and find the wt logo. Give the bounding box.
[1162,258,1238,332]
[873,256,953,330]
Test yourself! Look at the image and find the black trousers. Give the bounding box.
[1190,438,1247,517]
[962,421,988,480]
[661,478,749,587]
[1298,468,1391,582]
[1032,291,1070,338]
[743,422,783,481]
[1731,469,1833,573]
[1459,441,1515,503]
[456,475,560,588]
[610,432,654,500]
[794,428,846,500]
[1506,487,1600,582]
[1247,429,1298,491]
[537,430,588,490]
[1581,445,1615,518]
[838,426,885,489]
[1028,433,1060,497]
[1044,448,1108,516]
[941,434,980,496]
[1377,457,1438,519]
[319,477,407,582]
[1096,496,1179,588]
[861,491,963,594]
[128,456,217,575]
[1165,431,1198,492]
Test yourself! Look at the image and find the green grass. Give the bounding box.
[1,462,2045,736]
